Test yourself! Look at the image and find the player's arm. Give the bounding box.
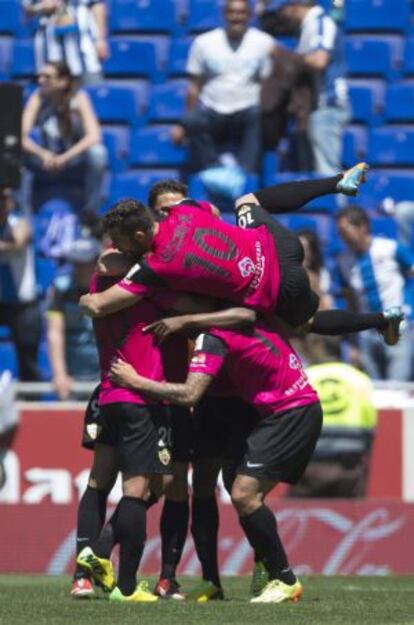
[144,307,256,342]
[110,362,213,407]
[79,284,142,317]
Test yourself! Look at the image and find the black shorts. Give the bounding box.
[170,404,194,462]
[236,203,319,326]
[98,402,173,476]
[81,384,101,451]
[234,402,323,484]
[192,395,260,460]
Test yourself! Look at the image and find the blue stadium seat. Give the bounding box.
[109,0,177,33]
[345,0,410,33]
[86,83,145,125]
[187,0,224,31]
[0,1,24,35]
[370,216,398,239]
[368,127,414,166]
[104,39,158,79]
[11,39,35,78]
[0,343,17,377]
[0,37,12,78]
[385,82,414,122]
[404,38,414,74]
[108,169,181,204]
[279,214,318,234]
[129,126,187,166]
[348,79,385,124]
[102,127,130,173]
[166,37,192,75]
[357,170,414,207]
[342,126,368,167]
[345,36,403,79]
[148,80,187,122]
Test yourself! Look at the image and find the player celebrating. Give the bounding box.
[76,250,176,603]
[109,307,322,605]
[79,164,404,345]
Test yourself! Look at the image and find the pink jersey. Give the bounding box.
[118,202,279,315]
[91,274,175,406]
[189,324,319,417]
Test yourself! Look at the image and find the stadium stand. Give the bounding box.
[2,0,414,380]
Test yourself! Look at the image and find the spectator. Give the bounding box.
[22,62,107,213]
[260,0,349,174]
[0,187,42,381]
[289,337,377,498]
[172,0,277,176]
[336,205,414,381]
[23,0,108,84]
[47,232,101,400]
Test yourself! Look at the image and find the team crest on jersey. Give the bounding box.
[238,256,255,278]
[158,447,171,466]
[289,354,301,370]
[86,423,101,440]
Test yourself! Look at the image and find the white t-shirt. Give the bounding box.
[186,27,275,114]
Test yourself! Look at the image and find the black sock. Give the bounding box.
[310,310,386,336]
[253,175,342,214]
[160,499,189,580]
[93,506,120,560]
[191,496,221,588]
[74,486,107,579]
[239,505,295,584]
[98,496,147,596]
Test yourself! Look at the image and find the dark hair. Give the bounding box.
[148,179,188,210]
[297,228,324,274]
[336,205,370,229]
[103,198,154,235]
[42,61,77,140]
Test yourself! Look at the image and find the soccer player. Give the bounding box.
[109,307,322,604]
[71,384,118,598]
[147,181,228,601]
[79,164,404,344]
[76,250,176,603]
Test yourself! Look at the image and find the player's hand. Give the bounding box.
[143,317,185,343]
[53,374,74,400]
[110,359,142,388]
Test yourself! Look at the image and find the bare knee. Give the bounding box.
[123,475,149,498]
[231,488,260,516]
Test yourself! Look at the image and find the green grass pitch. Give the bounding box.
[1,575,414,625]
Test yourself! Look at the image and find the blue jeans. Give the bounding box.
[183,105,262,173]
[359,326,413,381]
[308,106,349,175]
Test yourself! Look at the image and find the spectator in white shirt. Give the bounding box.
[172,0,277,174]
